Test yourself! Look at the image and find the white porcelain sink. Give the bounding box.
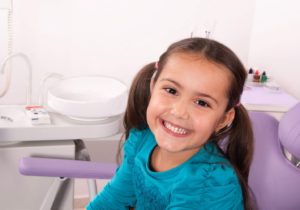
[47,75,128,121]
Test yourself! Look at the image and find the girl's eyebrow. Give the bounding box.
[159,78,219,104]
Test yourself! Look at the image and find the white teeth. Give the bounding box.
[164,121,187,135]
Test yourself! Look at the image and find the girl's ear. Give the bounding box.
[150,77,155,94]
[215,108,235,132]
[150,70,157,94]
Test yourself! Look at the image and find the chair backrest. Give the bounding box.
[248,103,300,210]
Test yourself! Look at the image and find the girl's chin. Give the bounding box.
[158,145,184,154]
[155,137,187,152]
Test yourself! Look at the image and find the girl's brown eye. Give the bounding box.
[164,88,177,95]
[196,100,209,107]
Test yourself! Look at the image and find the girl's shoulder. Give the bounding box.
[124,128,154,156]
[172,146,243,209]
[184,143,240,186]
[172,162,244,209]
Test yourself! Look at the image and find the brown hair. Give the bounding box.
[123,37,254,210]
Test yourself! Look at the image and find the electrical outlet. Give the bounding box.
[203,19,217,38]
[190,19,217,38]
[190,26,203,38]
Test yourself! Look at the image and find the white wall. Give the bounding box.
[0,0,255,104]
[248,0,300,99]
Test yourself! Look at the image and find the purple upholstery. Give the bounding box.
[279,104,300,157]
[248,103,300,210]
[19,157,117,179]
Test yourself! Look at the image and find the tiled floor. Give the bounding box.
[74,197,89,210]
[73,179,109,210]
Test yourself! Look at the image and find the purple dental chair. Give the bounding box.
[248,102,300,210]
[19,103,300,210]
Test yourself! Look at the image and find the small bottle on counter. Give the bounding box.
[261,71,268,83]
[247,68,254,81]
[247,68,254,82]
[253,70,261,82]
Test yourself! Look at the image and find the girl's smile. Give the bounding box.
[161,119,190,137]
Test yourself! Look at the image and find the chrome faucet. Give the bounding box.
[0,52,32,105]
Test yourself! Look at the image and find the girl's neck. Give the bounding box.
[150,146,200,172]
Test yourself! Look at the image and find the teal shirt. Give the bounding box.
[87,128,244,210]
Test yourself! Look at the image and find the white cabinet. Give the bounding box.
[0,140,74,210]
[0,105,123,209]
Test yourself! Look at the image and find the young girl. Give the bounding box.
[87,37,254,210]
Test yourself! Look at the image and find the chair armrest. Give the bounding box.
[19,157,117,179]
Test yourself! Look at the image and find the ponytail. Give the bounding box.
[222,105,254,210]
[227,105,253,181]
[123,62,156,138]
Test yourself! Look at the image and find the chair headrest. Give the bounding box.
[279,102,300,157]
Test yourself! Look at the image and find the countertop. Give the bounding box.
[0,105,122,142]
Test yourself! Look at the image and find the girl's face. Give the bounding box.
[146,53,235,161]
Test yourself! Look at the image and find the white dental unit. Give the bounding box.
[0,53,128,210]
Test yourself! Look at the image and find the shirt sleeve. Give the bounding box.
[166,163,244,210]
[86,129,143,210]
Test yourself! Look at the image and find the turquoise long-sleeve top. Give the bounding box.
[87,128,244,210]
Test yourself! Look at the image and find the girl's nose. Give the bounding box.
[170,100,189,119]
